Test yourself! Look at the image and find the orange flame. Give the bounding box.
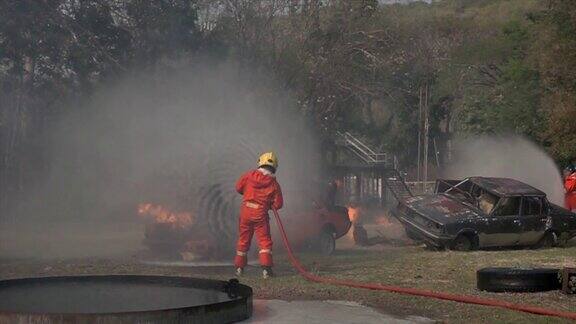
[374,215,393,227]
[137,203,194,228]
[347,206,361,224]
[345,205,361,243]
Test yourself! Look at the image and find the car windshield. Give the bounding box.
[477,191,499,215]
[444,180,500,214]
[444,180,474,204]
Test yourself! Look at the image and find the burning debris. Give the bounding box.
[347,206,361,224]
[135,183,244,261]
[347,206,413,247]
[137,203,222,260]
[137,203,195,229]
[346,205,362,243]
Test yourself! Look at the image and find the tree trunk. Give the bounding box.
[309,0,320,32]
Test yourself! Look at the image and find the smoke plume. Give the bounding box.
[443,136,563,205]
[0,61,321,260]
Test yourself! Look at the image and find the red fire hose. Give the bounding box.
[271,209,576,321]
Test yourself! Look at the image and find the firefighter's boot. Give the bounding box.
[262,266,273,279]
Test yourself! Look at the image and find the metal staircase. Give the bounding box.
[334,131,412,206]
[382,169,413,202]
[336,131,391,165]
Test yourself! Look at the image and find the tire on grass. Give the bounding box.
[534,231,558,249]
[557,232,571,247]
[317,229,336,256]
[405,229,421,242]
[450,233,477,251]
[424,242,444,251]
[558,270,576,294]
[477,267,561,292]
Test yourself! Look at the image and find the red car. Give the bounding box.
[141,182,351,259]
[272,202,351,255]
[142,201,351,259]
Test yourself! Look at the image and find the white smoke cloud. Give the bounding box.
[443,136,564,205]
[0,61,322,259]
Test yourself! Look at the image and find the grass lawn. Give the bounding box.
[1,242,575,323]
[243,243,576,323]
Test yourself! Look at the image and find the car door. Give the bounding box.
[480,197,522,247]
[518,196,548,245]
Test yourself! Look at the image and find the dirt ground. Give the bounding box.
[1,238,575,323]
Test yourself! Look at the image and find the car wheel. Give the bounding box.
[559,270,576,294]
[477,267,561,292]
[557,232,570,247]
[423,242,444,251]
[450,234,475,251]
[535,231,558,249]
[317,230,336,256]
[405,229,421,242]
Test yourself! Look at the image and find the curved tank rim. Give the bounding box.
[0,274,253,317]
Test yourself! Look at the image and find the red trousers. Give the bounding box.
[234,206,273,268]
[566,192,576,212]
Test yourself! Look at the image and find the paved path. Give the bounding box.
[243,299,435,324]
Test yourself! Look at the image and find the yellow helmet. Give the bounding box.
[258,152,278,169]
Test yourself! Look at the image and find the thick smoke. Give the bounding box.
[443,136,563,205]
[0,62,321,259]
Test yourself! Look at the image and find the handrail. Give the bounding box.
[337,131,389,164]
[344,132,377,155]
[347,145,373,163]
[343,134,377,160]
[343,132,387,159]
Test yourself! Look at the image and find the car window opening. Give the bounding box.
[444,180,474,202]
[492,197,521,216]
[478,191,498,215]
[443,179,487,210]
[522,196,543,215]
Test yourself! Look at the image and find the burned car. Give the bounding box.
[392,177,576,251]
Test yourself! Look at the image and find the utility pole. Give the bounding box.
[433,137,441,168]
[423,81,430,193]
[417,86,422,186]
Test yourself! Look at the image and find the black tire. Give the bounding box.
[535,231,558,249]
[477,267,561,292]
[450,234,475,251]
[570,275,576,294]
[558,271,576,294]
[317,230,336,256]
[405,229,421,242]
[557,232,571,247]
[424,242,444,251]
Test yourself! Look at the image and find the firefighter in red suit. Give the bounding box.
[564,164,576,212]
[234,152,283,279]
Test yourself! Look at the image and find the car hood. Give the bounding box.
[549,203,576,218]
[403,194,483,224]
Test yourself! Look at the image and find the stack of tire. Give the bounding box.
[477,268,562,293]
[559,269,576,294]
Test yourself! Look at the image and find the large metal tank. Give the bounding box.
[0,275,252,323]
